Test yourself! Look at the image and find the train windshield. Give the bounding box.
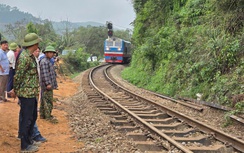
[106,41,113,46]
[105,39,122,47]
[115,41,122,47]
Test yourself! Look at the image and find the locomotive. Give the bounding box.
[104,37,131,63]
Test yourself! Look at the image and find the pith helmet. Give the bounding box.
[44,45,56,53]
[22,33,42,47]
[9,42,18,50]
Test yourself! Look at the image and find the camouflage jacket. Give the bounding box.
[14,49,39,98]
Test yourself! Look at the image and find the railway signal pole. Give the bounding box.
[107,22,113,38]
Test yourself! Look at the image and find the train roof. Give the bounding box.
[105,37,131,44]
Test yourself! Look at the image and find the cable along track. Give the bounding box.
[83,64,244,153]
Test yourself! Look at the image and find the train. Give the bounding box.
[104,37,131,63]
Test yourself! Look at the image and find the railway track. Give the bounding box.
[82,64,244,153]
[177,97,244,125]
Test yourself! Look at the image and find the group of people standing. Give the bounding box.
[0,33,58,152]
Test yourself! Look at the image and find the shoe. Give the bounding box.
[17,135,21,140]
[21,145,38,153]
[33,134,47,142]
[32,141,42,146]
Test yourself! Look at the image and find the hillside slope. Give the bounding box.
[123,0,244,109]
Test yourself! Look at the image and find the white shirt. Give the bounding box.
[34,57,41,84]
[38,53,45,61]
[7,50,16,69]
[35,56,42,102]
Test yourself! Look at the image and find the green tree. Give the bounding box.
[26,22,37,33]
[35,20,59,49]
[4,19,27,43]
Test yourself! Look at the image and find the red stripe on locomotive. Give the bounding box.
[104,53,123,57]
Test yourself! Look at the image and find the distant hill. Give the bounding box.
[0,4,41,24]
[0,4,104,33]
[52,21,104,34]
[52,21,104,29]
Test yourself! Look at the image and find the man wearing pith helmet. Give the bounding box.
[7,42,19,92]
[39,45,58,123]
[13,33,41,152]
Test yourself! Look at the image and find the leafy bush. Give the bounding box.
[63,48,99,73]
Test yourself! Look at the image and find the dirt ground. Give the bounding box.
[0,76,82,153]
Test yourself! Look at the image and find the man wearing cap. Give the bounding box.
[39,45,58,123]
[7,42,19,92]
[14,33,41,152]
[0,40,9,102]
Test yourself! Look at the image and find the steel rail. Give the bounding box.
[109,72,204,112]
[178,97,232,111]
[89,65,193,153]
[151,92,203,112]
[178,97,244,125]
[104,65,244,152]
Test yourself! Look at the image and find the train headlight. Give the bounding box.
[106,47,109,50]
[118,48,121,51]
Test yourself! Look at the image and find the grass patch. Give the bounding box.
[69,72,81,79]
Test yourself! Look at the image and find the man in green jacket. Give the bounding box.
[14,33,42,152]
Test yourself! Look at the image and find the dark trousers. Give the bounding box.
[19,97,37,149]
[18,99,41,139]
[7,68,15,92]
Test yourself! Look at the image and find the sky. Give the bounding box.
[0,0,136,29]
